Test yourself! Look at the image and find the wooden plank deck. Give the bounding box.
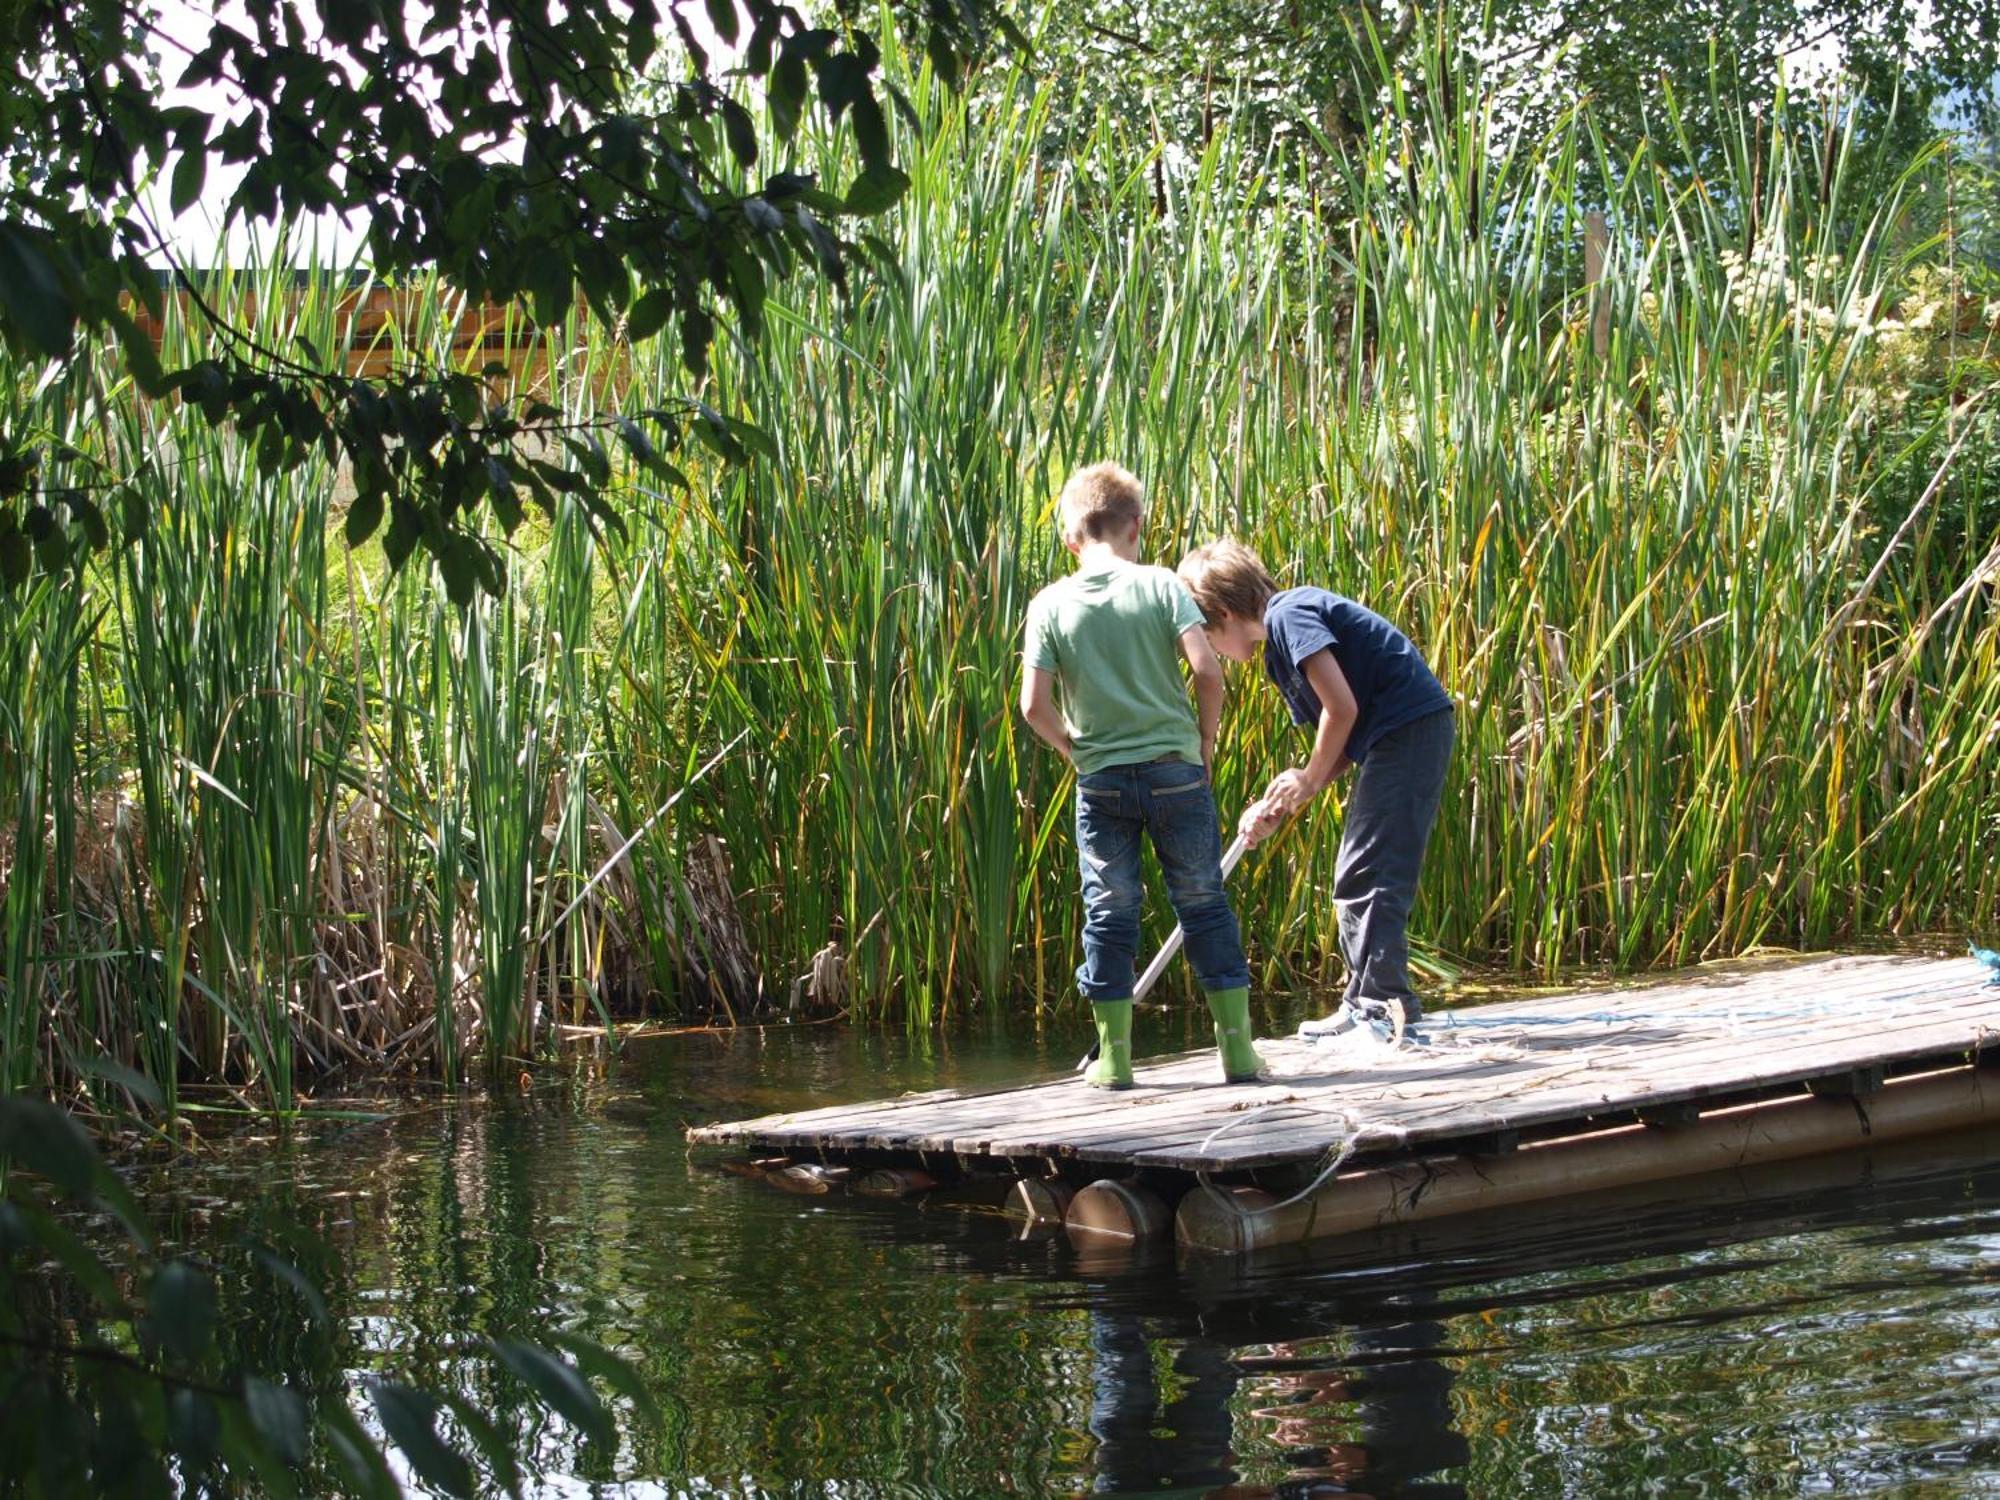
[686,953,2000,1179]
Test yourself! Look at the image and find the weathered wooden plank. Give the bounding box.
[822,992,1996,1167]
[1132,996,2000,1170]
[906,1079,1257,1157]
[969,987,1998,1168]
[881,985,1992,1164]
[685,956,2000,1175]
[696,954,1975,1143]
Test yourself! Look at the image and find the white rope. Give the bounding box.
[1189,963,1982,1222]
[1191,1095,1410,1215]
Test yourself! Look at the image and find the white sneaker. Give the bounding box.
[1296,1002,1370,1039]
[1298,999,1409,1047]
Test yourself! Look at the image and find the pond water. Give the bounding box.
[148,1002,2000,1497]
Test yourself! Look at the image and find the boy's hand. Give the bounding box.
[1239,768,1318,846]
[1261,768,1316,817]
[1238,797,1284,847]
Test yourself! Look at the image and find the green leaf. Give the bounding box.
[371,1381,474,1499]
[702,0,739,47]
[544,1329,664,1428]
[63,491,109,552]
[814,52,869,115]
[530,459,585,494]
[471,536,503,597]
[849,93,890,173]
[344,489,385,546]
[0,529,26,588]
[32,517,68,573]
[321,1402,401,1500]
[581,489,629,543]
[746,17,774,75]
[243,1378,309,1467]
[250,1246,330,1328]
[437,534,480,607]
[680,304,713,378]
[124,250,165,321]
[439,1393,523,1498]
[218,1403,302,1500]
[613,415,655,463]
[0,223,77,358]
[527,254,573,327]
[0,1200,124,1311]
[118,486,147,543]
[561,432,611,487]
[490,1340,614,1446]
[844,163,909,216]
[0,1096,102,1198]
[721,98,758,168]
[626,286,674,342]
[689,406,744,463]
[108,304,168,398]
[770,52,807,140]
[925,28,961,91]
[171,148,208,216]
[76,1055,163,1112]
[167,1389,221,1468]
[486,456,523,533]
[724,413,780,463]
[382,502,420,570]
[147,1259,217,1363]
[0,448,35,496]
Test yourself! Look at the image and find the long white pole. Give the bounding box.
[1131,832,1251,1002]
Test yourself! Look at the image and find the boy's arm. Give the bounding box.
[1018,667,1074,762]
[1178,625,1225,776]
[1243,647,1356,843]
[1296,646,1359,789]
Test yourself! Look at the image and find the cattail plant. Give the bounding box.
[0,25,1994,1108]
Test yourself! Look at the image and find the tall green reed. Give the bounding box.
[2,23,1996,1109]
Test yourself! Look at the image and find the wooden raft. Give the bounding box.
[687,954,2000,1183]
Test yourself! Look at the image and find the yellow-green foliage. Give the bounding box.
[2,39,1997,1103]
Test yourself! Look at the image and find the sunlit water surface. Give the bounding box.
[147,1002,2000,1497]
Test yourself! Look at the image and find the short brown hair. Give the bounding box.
[1177,538,1278,624]
[1058,462,1145,543]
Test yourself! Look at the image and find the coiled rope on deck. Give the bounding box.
[1192,960,1988,1220]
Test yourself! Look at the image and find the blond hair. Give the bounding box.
[1177,538,1279,624]
[1058,462,1145,543]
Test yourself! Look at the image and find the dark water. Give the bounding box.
[148,1010,2000,1497]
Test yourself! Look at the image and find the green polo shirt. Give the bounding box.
[1022,558,1206,774]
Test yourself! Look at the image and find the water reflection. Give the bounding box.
[140,1020,2000,1497]
[1083,1292,1467,1498]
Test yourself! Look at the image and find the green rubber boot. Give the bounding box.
[1084,999,1135,1090]
[1205,986,1264,1083]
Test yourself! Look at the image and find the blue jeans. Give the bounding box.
[1073,758,1250,1000]
[1338,708,1455,1020]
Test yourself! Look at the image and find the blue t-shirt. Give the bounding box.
[1262,587,1451,764]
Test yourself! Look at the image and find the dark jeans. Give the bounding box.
[1338,708,1455,1020]
[1074,758,1250,1000]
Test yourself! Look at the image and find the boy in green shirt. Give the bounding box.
[1018,463,1263,1088]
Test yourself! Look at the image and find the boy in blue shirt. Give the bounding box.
[1019,465,1264,1088]
[1178,539,1454,1042]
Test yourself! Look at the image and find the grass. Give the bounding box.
[1,26,1996,1107]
